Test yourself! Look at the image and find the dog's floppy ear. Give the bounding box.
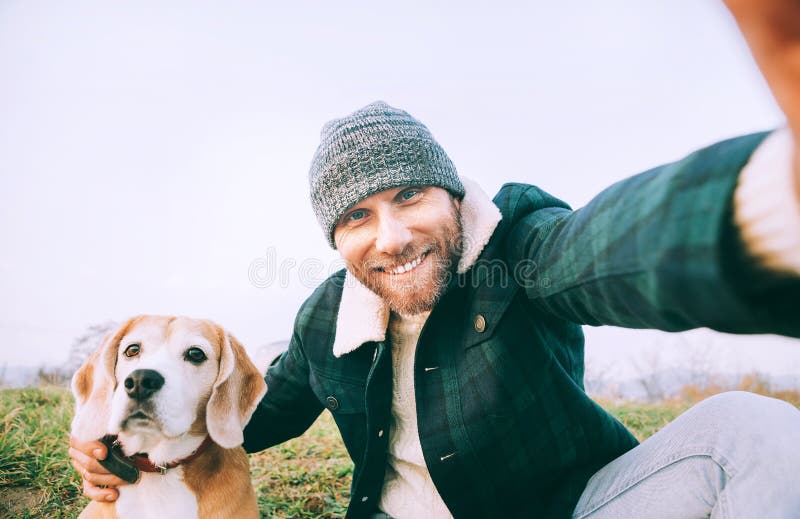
[70,318,136,442]
[206,330,267,449]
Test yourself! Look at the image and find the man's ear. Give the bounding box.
[206,329,267,449]
[70,318,137,442]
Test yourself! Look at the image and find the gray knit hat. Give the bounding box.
[309,101,464,248]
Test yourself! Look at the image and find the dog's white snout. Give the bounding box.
[124,369,165,401]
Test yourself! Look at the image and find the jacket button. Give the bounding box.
[474,314,486,333]
[325,396,339,411]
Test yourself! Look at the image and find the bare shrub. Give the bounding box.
[678,372,800,407]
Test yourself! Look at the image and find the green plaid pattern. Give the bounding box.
[244,131,799,518]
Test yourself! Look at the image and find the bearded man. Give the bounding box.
[71,1,800,517]
[238,97,800,517]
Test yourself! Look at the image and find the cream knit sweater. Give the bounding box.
[378,311,452,518]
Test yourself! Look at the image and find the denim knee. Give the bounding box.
[695,391,800,464]
[698,391,797,425]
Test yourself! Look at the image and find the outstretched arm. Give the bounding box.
[507,3,800,334]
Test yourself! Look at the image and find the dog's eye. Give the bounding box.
[184,347,207,364]
[123,344,140,358]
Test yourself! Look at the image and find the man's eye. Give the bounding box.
[348,210,366,221]
[123,344,140,358]
[184,347,207,364]
[401,189,419,201]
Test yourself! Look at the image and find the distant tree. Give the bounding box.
[584,360,621,400]
[63,321,117,378]
[632,348,669,402]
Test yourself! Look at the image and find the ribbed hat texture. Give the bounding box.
[309,101,464,248]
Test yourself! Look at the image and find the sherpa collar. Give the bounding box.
[332,178,503,357]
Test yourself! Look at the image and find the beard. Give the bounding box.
[347,201,463,316]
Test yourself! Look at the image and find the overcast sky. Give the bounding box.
[1,0,798,381]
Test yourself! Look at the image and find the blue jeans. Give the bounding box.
[572,391,800,518]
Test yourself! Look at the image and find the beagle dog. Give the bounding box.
[70,315,267,519]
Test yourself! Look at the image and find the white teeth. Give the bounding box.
[388,255,425,275]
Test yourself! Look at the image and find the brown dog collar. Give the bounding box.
[99,435,213,483]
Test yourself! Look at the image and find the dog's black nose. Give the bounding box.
[124,369,165,401]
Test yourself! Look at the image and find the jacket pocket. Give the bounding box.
[309,369,368,415]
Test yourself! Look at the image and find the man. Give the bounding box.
[71,1,800,517]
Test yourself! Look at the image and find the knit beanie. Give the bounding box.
[309,101,464,249]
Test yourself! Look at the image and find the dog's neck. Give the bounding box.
[117,430,207,467]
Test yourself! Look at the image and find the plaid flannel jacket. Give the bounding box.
[244,131,800,518]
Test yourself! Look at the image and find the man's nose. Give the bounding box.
[375,215,412,255]
[124,369,165,401]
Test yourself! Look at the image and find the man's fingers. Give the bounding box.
[723,0,800,138]
[82,479,119,503]
[69,447,111,476]
[82,469,128,488]
[69,446,131,489]
[725,0,800,44]
[69,436,108,460]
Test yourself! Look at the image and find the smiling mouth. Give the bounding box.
[377,252,428,275]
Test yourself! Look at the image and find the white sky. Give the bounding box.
[1,0,799,379]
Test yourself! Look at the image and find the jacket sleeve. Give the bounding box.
[506,131,800,337]
[242,327,324,453]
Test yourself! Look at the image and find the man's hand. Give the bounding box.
[68,436,129,503]
[724,0,800,196]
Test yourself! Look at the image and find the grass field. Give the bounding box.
[0,386,777,518]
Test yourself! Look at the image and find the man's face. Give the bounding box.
[333,185,462,315]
